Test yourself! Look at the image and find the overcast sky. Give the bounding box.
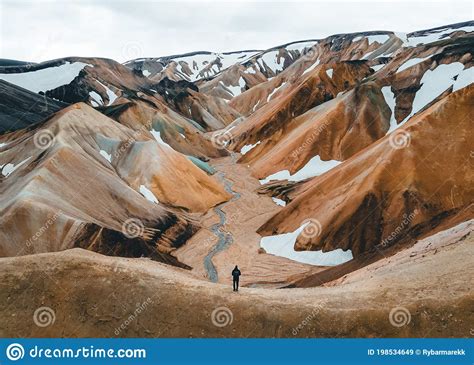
[0,0,472,63]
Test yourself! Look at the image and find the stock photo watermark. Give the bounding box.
[114,298,153,336]
[211,306,233,328]
[33,307,56,328]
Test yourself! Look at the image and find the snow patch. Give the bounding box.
[453,66,474,92]
[260,222,353,266]
[220,77,246,97]
[267,82,286,102]
[89,91,103,106]
[252,100,261,112]
[405,25,474,47]
[396,56,432,73]
[381,86,398,132]
[371,64,385,72]
[366,34,390,45]
[397,62,466,128]
[260,155,340,184]
[361,50,375,60]
[302,59,320,75]
[0,61,91,93]
[245,67,257,74]
[151,130,172,149]
[325,68,333,78]
[240,141,261,155]
[1,157,31,177]
[99,150,112,162]
[139,185,159,204]
[97,80,118,106]
[271,197,286,207]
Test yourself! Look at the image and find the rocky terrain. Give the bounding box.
[0,21,472,337]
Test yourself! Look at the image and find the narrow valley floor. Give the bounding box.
[175,155,319,287]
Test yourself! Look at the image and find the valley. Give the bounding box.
[0,20,472,337]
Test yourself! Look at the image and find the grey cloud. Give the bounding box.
[0,0,472,62]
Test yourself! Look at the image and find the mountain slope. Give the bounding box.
[0,103,231,267]
[258,85,473,257]
[0,79,69,133]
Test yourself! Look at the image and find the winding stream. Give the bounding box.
[203,154,241,282]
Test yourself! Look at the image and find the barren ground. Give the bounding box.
[0,220,472,337]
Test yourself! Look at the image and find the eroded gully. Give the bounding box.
[203,153,241,282]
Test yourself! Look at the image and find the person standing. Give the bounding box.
[232,265,241,291]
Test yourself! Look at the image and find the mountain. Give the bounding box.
[0,79,69,133]
[0,102,231,267]
[226,20,474,259]
[0,20,473,337]
[258,85,473,257]
[124,50,262,82]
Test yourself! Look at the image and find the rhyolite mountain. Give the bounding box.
[0,20,473,337]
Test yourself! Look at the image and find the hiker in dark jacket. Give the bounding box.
[232,265,241,291]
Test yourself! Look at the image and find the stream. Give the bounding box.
[203,153,241,282]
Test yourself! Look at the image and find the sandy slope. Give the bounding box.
[0,220,472,338]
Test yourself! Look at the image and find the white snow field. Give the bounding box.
[399,62,470,127]
[396,56,432,73]
[453,66,474,92]
[285,40,317,52]
[381,86,398,132]
[0,62,91,93]
[220,77,246,97]
[260,222,353,266]
[405,25,474,47]
[366,34,390,45]
[259,50,285,73]
[260,155,340,184]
